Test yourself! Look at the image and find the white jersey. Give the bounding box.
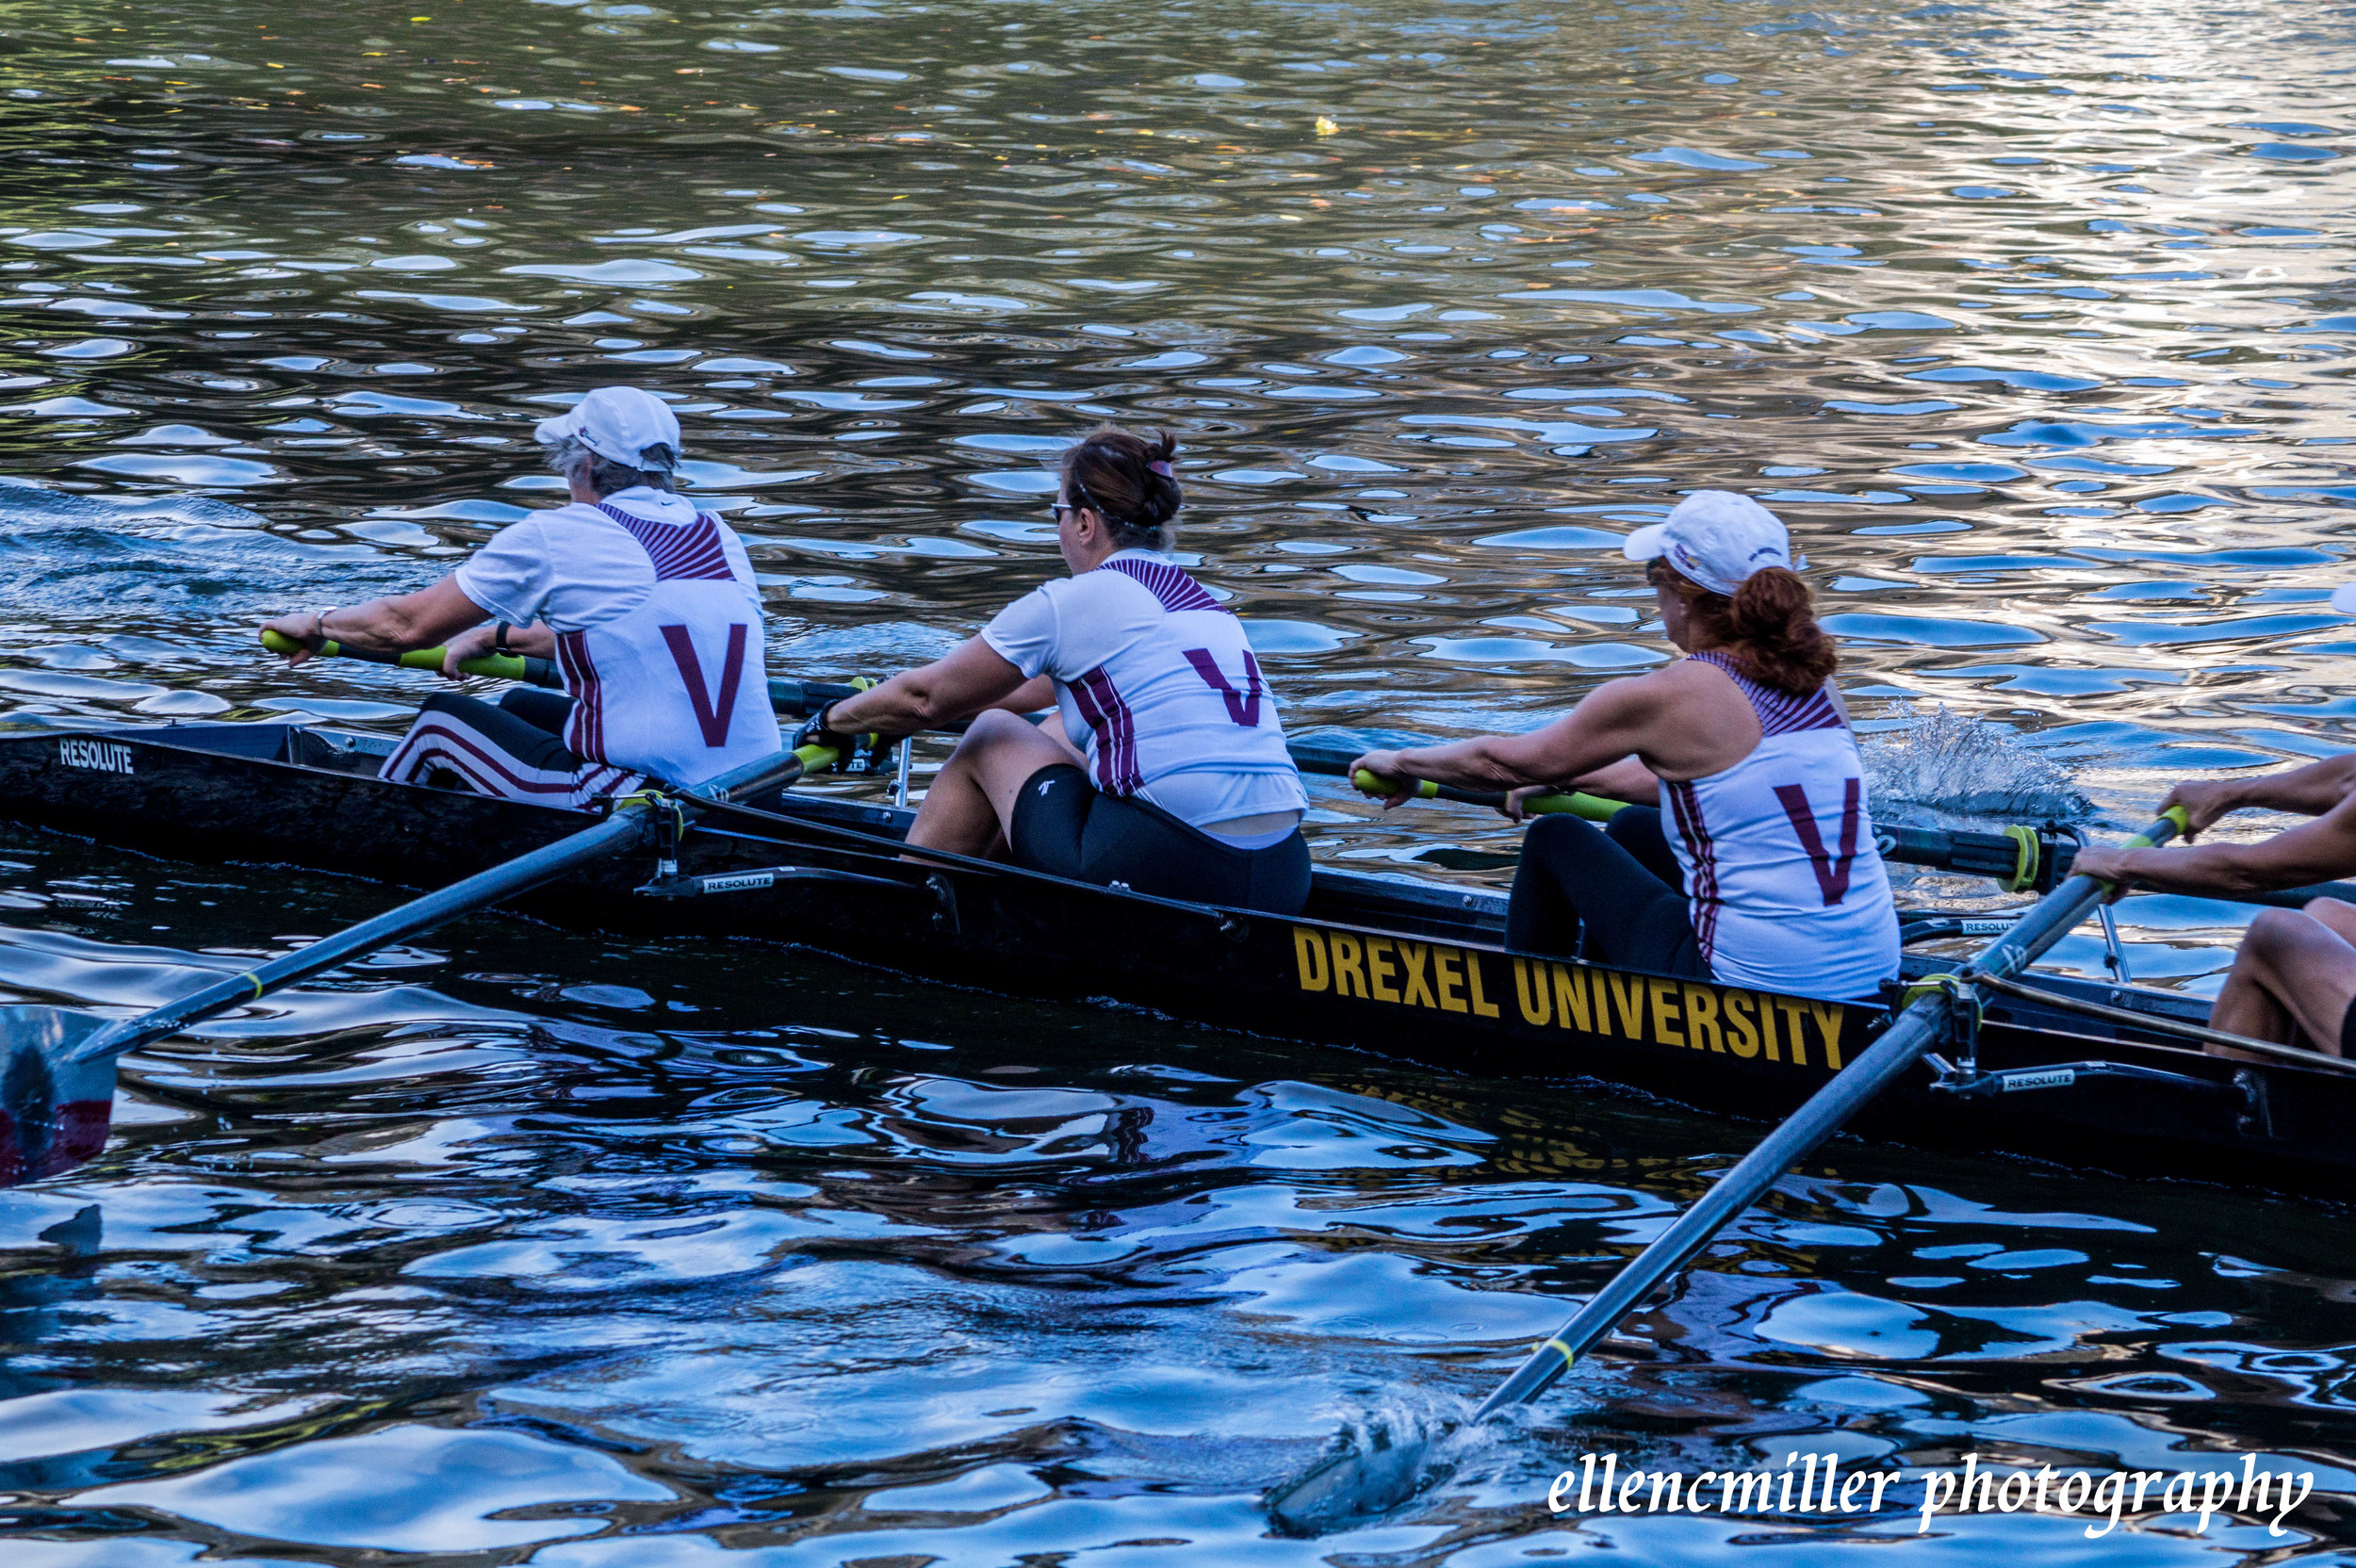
[456,491,778,789]
[981,549,1307,826]
[1659,652,1900,1001]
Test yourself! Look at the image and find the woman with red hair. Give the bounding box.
[1353,492,1899,1003]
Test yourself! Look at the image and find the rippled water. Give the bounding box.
[5,0,2356,1560]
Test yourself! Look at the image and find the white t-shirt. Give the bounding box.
[454,487,761,632]
[982,549,1307,828]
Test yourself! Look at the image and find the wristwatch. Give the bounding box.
[494,621,513,654]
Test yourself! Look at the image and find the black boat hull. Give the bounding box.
[2,722,2348,1184]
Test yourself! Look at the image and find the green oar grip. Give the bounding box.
[1350,769,1439,799]
[261,628,537,683]
[1519,791,1629,823]
[1347,768,1625,823]
[393,646,534,681]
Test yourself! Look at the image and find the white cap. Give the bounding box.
[532,385,682,472]
[2332,582,2356,614]
[1623,490,1795,596]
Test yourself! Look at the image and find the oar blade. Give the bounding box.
[1267,1430,1443,1537]
[0,1007,118,1186]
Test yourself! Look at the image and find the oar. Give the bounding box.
[1265,807,2189,1535]
[0,740,832,1186]
[1286,742,1628,824]
[399,672,2356,912]
[259,629,556,689]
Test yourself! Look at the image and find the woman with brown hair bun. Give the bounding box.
[807,425,1313,915]
[1352,492,1899,1002]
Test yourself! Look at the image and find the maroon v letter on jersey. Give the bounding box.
[659,623,749,747]
[1773,777,1863,906]
[1182,647,1268,727]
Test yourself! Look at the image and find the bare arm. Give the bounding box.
[2074,792,2356,896]
[989,674,1057,717]
[823,635,1028,739]
[1352,675,1672,805]
[1568,755,1658,802]
[436,618,556,678]
[261,576,490,666]
[2162,755,2356,837]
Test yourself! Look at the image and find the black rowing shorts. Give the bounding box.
[1009,763,1311,916]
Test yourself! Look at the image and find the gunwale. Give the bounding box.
[0,718,2348,1187]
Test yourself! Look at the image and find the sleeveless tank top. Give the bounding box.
[1067,558,1305,822]
[981,552,1306,825]
[549,501,779,789]
[1658,650,1900,1001]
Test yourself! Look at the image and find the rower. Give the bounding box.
[2071,736,2356,1058]
[1353,492,1900,1002]
[803,425,1313,914]
[262,385,778,807]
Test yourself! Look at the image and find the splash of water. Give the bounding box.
[1862,703,2092,821]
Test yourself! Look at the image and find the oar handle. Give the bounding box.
[260,629,556,688]
[1340,768,1624,822]
[1472,807,2186,1418]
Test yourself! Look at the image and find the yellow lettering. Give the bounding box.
[1806,1000,1847,1070]
[1432,947,1467,1014]
[1724,990,1760,1058]
[1292,927,1330,992]
[1366,938,1400,1004]
[1398,940,1439,1009]
[1463,952,1500,1018]
[1608,972,1647,1038]
[1683,984,1724,1053]
[1554,963,1592,1033]
[1648,977,1685,1048]
[1773,997,1810,1067]
[1513,957,1552,1026]
[1330,933,1366,999]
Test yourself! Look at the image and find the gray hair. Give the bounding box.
[541,433,678,497]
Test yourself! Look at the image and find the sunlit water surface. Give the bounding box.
[3,0,2355,1560]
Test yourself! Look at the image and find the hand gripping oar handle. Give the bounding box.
[1281,742,1628,822]
[61,742,831,1069]
[259,629,557,689]
[1468,806,2188,1419]
[1347,769,1625,823]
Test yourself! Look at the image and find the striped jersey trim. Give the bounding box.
[1664,778,1722,966]
[1101,557,1224,614]
[555,629,608,764]
[1691,649,1842,735]
[1067,664,1143,793]
[594,501,735,582]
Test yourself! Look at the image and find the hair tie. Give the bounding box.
[1148,460,1173,478]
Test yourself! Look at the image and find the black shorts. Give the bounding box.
[1009,763,1311,916]
[1506,806,1707,978]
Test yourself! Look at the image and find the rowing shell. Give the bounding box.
[1,720,2348,1184]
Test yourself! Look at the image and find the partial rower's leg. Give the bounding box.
[904,709,1082,857]
[2207,901,2356,1056]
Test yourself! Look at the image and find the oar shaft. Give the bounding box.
[1473,808,2185,1418]
[259,629,555,688]
[66,741,828,1066]
[71,809,645,1064]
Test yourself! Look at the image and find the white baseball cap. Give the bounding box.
[1623,490,1796,596]
[532,385,682,471]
